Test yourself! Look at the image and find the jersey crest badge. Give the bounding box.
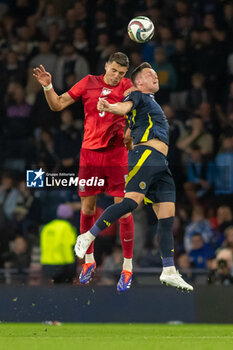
[101,88,112,96]
[139,181,146,190]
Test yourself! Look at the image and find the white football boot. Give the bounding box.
[160,268,193,292]
[74,232,94,259]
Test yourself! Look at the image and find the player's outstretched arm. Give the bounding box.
[97,98,133,116]
[33,64,74,112]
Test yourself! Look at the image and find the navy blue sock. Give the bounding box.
[90,198,138,237]
[157,217,175,267]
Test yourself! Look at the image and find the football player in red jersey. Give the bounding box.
[33,52,135,289]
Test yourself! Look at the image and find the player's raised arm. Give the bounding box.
[33,64,75,112]
[97,98,133,116]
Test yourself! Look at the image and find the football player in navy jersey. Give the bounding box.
[75,62,193,292]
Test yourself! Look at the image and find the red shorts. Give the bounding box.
[78,147,128,197]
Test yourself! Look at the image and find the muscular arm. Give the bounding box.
[97,98,133,115]
[33,64,75,112]
[44,90,75,112]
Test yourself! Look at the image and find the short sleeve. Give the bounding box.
[67,75,89,101]
[123,90,142,111]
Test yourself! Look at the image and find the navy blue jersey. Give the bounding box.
[124,90,169,145]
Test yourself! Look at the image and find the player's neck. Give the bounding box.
[103,74,111,85]
[140,88,157,94]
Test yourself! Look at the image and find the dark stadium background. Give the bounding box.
[0,0,233,323]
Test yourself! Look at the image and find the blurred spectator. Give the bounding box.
[177,252,191,271]
[211,206,233,249]
[4,83,32,141]
[185,145,214,198]
[47,22,64,54]
[53,43,89,92]
[96,43,118,75]
[216,206,233,234]
[163,104,186,189]
[196,102,220,144]
[127,50,143,77]
[184,205,214,252]
[102,244,123,271]
[209,249,233,285]
[223,2,233,39]
[158,25,175,58]
[0,172,22,220]
[214,134,233,196]
[73,1,89,32]
[14,180,41,237]
[39,2,64,37]
[63,8,78,39]
[227,52,233,78]
[94,33,110,64]
[222,226,233,256]
[170,37,191,110]
[1,51,27,91]
[54,109,82,173]
[2,236,30,270]
[138,235,162,268]
[226,82,233,115]
[40,203,77,283]
[73,27,89,59]
[100,245,123,286]
[175,15,193,38]
[186,73,208,111]
[189,233,215,269]
[37,129,59,173]
[177,115,214,157]
[94,10,109,37]
[0,172,21,265]
[29,39,57,78]
[151,47,177,104]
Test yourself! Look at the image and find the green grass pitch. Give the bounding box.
[0,324,232,350]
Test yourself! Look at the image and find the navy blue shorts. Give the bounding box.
[125,145,176,203]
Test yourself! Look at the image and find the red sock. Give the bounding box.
[80,211,95,254]
[119,214,134,259]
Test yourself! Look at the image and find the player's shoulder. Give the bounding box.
[123,90,142,104]
[126,90,143,99]
[83,74,104,88]
[121,77,133,89]
[122,77,132,84]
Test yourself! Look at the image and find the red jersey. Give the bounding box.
[68,74,132,149]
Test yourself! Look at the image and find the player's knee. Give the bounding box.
[157,202,175,219]
[81,201,96,215]
[121,198,138,213]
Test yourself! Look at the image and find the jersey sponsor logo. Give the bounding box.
[139,181,146,190]
[101,87,112,96]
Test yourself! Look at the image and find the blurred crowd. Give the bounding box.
[0,0,233,285]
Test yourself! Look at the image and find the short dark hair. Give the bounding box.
[131,62,152,85]
[108,52,129,68]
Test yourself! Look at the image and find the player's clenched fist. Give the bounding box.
[33,64,52,87]
[97,98,110,112]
